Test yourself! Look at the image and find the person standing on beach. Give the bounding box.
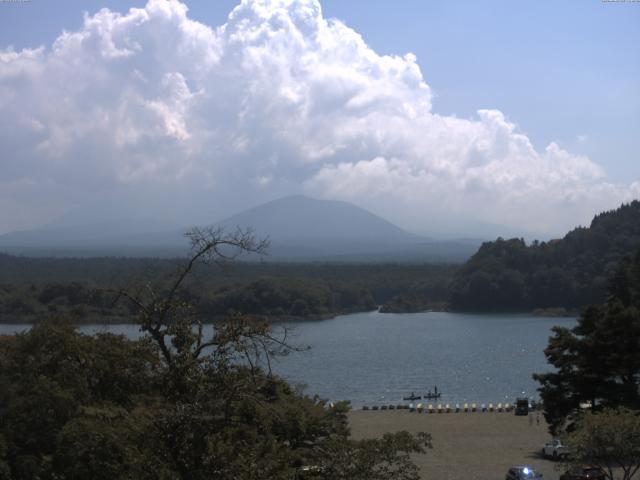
[536,412,540,426]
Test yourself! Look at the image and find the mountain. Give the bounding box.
[211,195,478,261]
[449,201,640,311]
[217,195,416,259]
[217,195,420,243]
[0,195,480,262]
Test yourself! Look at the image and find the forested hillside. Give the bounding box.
[449,201,640,311]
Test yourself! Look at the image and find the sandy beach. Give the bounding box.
[348,409,565,480]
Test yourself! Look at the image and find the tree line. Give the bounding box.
[449,201,640,311]
[0,255,457,322]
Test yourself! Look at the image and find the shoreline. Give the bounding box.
[0,306,578,325]
[0,310,372,325]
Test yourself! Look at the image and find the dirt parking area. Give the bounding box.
[348,409,567,480]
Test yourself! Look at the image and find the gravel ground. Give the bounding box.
[348,409,568,480]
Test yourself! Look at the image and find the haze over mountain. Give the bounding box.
[218,195,419,242]
[215,195,480,261]
[0,218,178,247]
[0,196,478,262]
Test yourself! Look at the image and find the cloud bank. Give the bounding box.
[0,0,637,236]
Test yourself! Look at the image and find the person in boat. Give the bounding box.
[424,386,440,398]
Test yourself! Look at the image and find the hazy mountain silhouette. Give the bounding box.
[217,195,420,242]
[210,195,481,261]
[0,218,176,246]
[0,195,480,261]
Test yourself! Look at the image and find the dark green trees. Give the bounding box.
[450,201,640,311]
[534,249,640,434]
[565,408,640,480]
[0,227,430,479]
[0,322,159,479]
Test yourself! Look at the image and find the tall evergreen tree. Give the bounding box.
[534,249,640,434]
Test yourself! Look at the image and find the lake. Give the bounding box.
[0,311,575,407]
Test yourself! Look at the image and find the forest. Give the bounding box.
[0,254,456,323]
[449,201,640,311]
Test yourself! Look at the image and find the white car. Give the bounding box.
[542,438,570,458]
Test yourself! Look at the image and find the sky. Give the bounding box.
[0,0,638,238]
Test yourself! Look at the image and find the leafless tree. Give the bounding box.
[111,226,300,376]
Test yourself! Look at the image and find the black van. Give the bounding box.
[515,397,529,416]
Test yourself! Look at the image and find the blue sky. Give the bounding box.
[0,0,638,236]
[2,0,638,181]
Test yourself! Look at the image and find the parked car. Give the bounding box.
[542,438,570,458]
[505,466,543,479]
[515,397,529,416]
[295,465,323,479]
[559,465,605,480]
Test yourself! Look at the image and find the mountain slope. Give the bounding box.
[0,195,479,261]
[449,201,640,311]
[214,195,479,261]
[216,195,420,243]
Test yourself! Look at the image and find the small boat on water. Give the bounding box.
[423,385,441,400]
[403,393,422,401]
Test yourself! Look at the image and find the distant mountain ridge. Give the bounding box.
[0,218,177,247]
[0,195,479,262]
[216,195,421,243]
[449,201,640,311]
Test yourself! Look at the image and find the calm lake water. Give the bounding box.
[0,311,575,407]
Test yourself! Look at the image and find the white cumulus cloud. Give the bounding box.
[0,0,636,236]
